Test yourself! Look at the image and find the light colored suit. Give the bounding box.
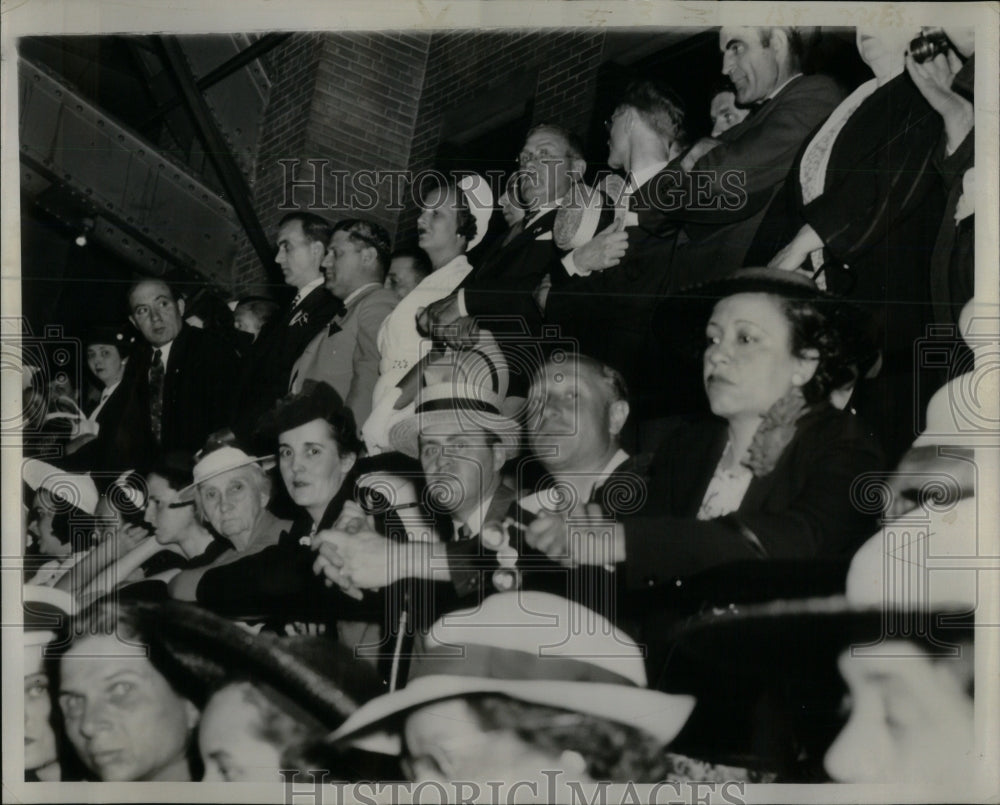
[291,283,398,431]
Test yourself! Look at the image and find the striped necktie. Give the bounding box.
[148,348,164,444]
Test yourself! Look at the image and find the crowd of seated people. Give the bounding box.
[16,25,987,794]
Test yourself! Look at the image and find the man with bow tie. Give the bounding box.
[232,212,342,441]
[289,219,398,433]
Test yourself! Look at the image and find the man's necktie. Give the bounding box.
[148,348,165,444]
[502,209,540,247]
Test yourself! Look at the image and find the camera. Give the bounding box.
[909,28,952,64]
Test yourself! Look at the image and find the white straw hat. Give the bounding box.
[327,591,696,754]
[180,445,275,497]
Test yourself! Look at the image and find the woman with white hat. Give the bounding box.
[323,591,762,791]
[365,174,494,453]
[168,432,291,600]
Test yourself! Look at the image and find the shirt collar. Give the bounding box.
[765,72,803,102]
[155,339,174,366]
[294,276,325,303]
[529,190,573,218]
[341,282,382,308]
[589,449,631,496]
[452,491,496,539]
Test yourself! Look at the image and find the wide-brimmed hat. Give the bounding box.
[456,173,494,251]
[96,600,382,728]
[387,381,520,460]
[658,496,978,690]
[22,459,100,515]
[659,267,878,371]
[179,445,275,498]
[552,177,620,250]
[327,591,696,754]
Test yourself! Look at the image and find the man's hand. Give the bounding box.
[884,445,975,519]
[525,509,625,567]
[572,219,630,274]
[311,528,399,599]
[768,223,824,273]
[334,499,374,534]
[417,294,462,337]
[680,137,723,173]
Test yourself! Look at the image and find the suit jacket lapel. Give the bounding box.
[468,209,557,286]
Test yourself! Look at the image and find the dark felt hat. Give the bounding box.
[254,380,359,452]
[81,324,135,357]
[657,267,879,373]
[121,600,384,729]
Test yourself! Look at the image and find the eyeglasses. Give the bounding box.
[516,148,565,167]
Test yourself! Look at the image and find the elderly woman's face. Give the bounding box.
[278,418,354,519]
[145,473,196,546]
[197,467,266,544]
[703,293,814,421]
[199,685,283,782]
[58,634,198,781]
[824,643,975,783]
[404,698,591,788]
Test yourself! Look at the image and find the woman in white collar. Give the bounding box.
[365,174,493,453]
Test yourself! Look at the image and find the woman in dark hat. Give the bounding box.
[75,598,385,782]
[52,598,202,781]
[62,324,148,473]
[527,267,886,618]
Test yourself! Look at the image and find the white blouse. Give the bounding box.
[696,442,754,520]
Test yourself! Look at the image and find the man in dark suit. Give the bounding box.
[126,279,238,458]
[232,212,342,441]
[419,124,589,395]
[290,219,398,433]
[544,81,689,429]
[669,26,845,286]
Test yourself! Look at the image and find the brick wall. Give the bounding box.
[232,31,430,296]
[232,33,325,295]
[233,29,605,292]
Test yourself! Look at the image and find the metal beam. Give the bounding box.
[156,35,274,274]
[140,33,290,129]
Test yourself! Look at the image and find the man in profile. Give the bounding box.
[233,212,341,439]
